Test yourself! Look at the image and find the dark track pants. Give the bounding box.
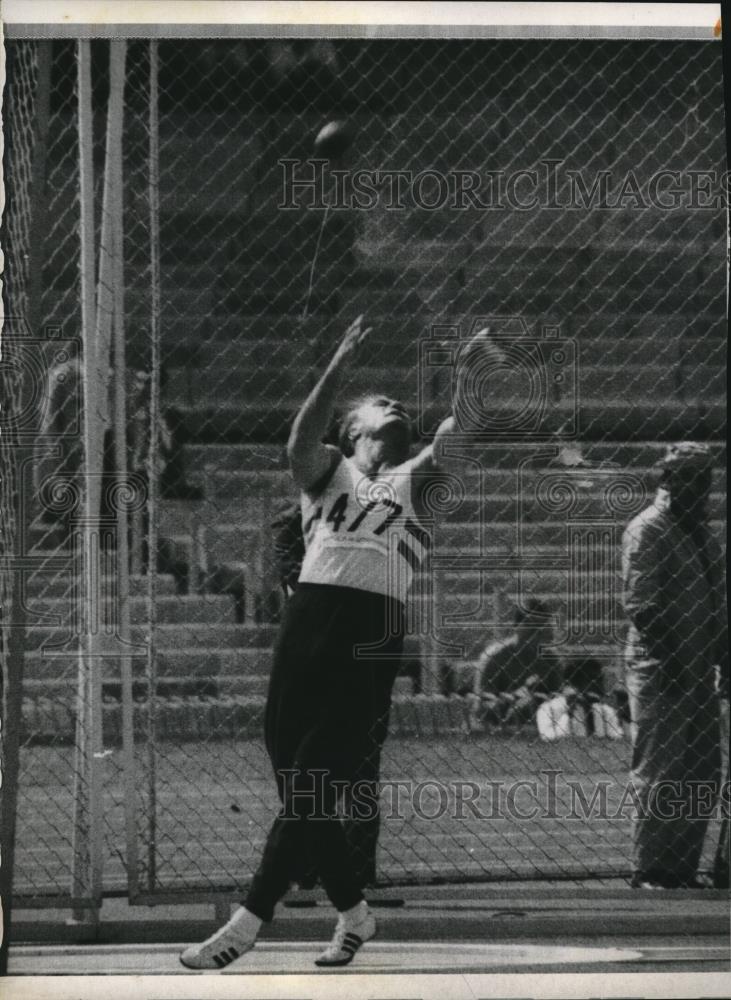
[244,584,402,921]
[626,664,721,885]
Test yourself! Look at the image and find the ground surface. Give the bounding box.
[7,936,731,975]
[16,734,725,898]
[9,883,730,982]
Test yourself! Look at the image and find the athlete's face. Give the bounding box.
[353,397,412,450]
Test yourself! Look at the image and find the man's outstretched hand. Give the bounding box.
[328,314,373,373]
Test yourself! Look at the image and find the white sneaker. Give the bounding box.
[180,906,261,970]
[314,901,376,967]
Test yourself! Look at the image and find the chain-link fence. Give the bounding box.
[3,37,727,907]
[1,39,44,940]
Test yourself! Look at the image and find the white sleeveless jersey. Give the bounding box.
[299,456,430,604]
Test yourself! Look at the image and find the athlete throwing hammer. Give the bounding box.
[181,316,487,970]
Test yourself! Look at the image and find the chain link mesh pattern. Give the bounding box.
[2,40,88,904]
[1,39,39,909]
[4,37,727,903]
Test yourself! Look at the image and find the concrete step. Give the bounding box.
[23,671,273,699]
[22,574,178,600]
[127,285,215,323]
[183,443,288,472]
[23,649,271,683]
[191,526,268,569]
[157,518,727,570]
[152,310,725,340]
[23,594,238,627]
[679,363,728,399]
[21,629,428,688]
[459,281,723,316]
[164,340,725,408]
[18,690,639,745]
[170,484,726,532]
[353,243,718,296]
[170,397,726,445]
[166,364,424,408]
[180,440,726,475]
[26,622,277,652]
[166,329,700,372]
[186,463,726,513]
[435,519,727,551]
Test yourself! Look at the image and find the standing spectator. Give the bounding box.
[713,691,729,889]
[622,442,727,890]
[473,598,563,727]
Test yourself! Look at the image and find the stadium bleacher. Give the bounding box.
[23,39,727,744]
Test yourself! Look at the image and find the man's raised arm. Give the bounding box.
[287,315,372,492]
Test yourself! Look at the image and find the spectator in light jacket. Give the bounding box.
[622,441,727,889]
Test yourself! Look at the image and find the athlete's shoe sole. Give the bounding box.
[314,913,377,968]
[179,908,259,969]
[180,943,246,970]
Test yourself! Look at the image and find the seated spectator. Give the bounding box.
[563,657,605,735]
[612,685,631,725]
[535,690,582,741]
[536,684,624,741]
[473,598,563,728]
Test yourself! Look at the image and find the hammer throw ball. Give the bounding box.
[313,120,353,159]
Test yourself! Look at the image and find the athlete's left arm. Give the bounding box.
[409,415,456,476]
[408,328,503,512]
[408,329,506,516]
[410,327,503,475]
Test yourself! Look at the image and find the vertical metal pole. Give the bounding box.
[77,35,129,912]
[106,40,140,900]
[146,39,161,893]
[71,38,101,922]
[422,569,438,697]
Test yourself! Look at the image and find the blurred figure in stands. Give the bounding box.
[34,357,197,592]
[271,500,305,600]
[537,657,624,741]
[472,598,563,728]
[622,441,728,889]
[128,366,203,502]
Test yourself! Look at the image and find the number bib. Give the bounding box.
[298,456,430,603]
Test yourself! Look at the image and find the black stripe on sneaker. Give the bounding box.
[213,953,226,967]
[228,946,239,959]
[344,933,363,947]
